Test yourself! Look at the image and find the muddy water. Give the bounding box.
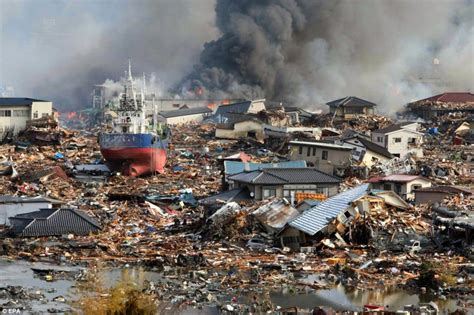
[0,259,467,314]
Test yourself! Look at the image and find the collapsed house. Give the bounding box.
[326,96,377,121]
[282,184,370,250]
[414,185,472,205]
[407,92,474,120]
[368,175,432,201]
[338,135,393,167]
[157,107,213,125]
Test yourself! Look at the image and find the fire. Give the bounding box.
[195,86,204,95]
[67,112,77,119]
[207,103,216,109]
[221,99,230,105]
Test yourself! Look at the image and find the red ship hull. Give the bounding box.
[101,147,166,177]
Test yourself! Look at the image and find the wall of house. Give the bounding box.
[30,101,53,119]
[341,139,390,167]
[361,151,390,167]
[415,191,450,205]
[216,120,265,141]
[279,227,306,251]
[159,113,207,125]
[372,179,431,200]
[0,105,31,135]
[402,179,432,200]
[372,129,423,158]
[0,201,52,226]
[248,100,266,113]
[289,144,351,174]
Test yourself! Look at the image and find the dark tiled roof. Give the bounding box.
[0,98,49,106]
[349,136,393,159]
[326,96,377,108]
[215,101,252,117]
[199,187,252,205]
[159,107,212,118]
[413,92,474,103]
[229,168,341,185]
[9,208,101,237]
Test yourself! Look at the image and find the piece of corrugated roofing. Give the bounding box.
[289,184,369,236]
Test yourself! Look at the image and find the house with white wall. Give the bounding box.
[0,195,63,226]
[0,98,53,136]
[339,135,393,167]
[371,122,423,158]
[368,175,431,201]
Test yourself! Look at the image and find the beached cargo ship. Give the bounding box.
[98,61,169,176]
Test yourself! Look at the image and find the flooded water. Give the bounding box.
[0,259,468,314]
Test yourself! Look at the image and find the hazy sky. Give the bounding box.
[1,0,473,114]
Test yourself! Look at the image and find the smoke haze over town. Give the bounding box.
[1,0,473,114]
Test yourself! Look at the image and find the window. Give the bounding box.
[33,111,38,119]
[344,211,352,219]
[393,137,402,143]
[345,107,364,114]
[307,147,311,157]
[316,187,329,195]
[408,138,416,144]
[322,150,328,160]
[377,136,383,142]
[282,236,299,246]
[13,110,29,117]
[299,146,303,155]
[411,184,422,193]
[312,147,316,156]
[383,184,391,191]
[41,113,48,118]
[0,110,12,117]
[263,188,276,198]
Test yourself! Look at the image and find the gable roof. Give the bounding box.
[199,187,252,205]
[224,160,307,175]
[344,136,393,159]
[0,98,49,106]
[215,101,252,117]
[228,168,341,185]
[414,92,474,103]
[158,107,212,118]
[372,122,418,135]
[289,184,369,235]
[9,208,101,237]
[326,96,377,108]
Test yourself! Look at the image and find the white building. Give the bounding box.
[371,122,424,158]
[157,107,213,125]
[0,98,53,136]
[0,195,63,226]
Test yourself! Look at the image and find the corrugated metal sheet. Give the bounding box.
[289,184,369,235]
[224,160,306,175]
[252,199,300,231]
